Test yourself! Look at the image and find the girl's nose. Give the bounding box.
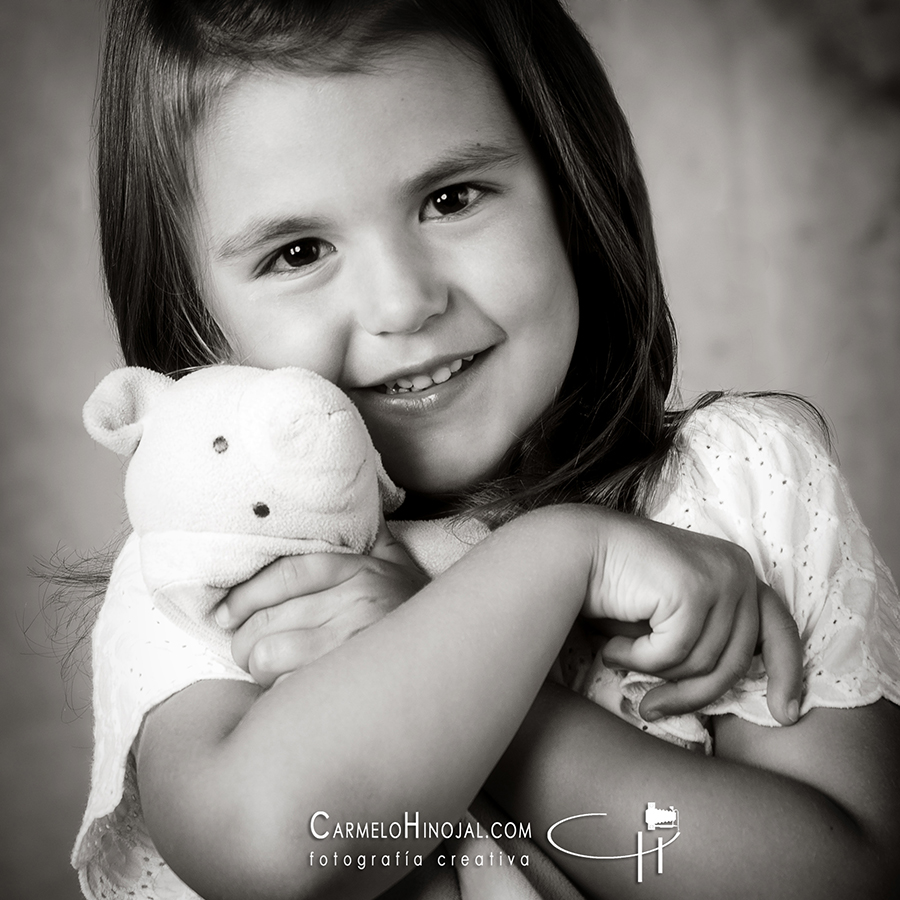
[354,235,448,335]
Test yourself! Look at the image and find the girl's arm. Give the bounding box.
[138,505,591,900]
[486,684,900,900]
[136,505,770,900]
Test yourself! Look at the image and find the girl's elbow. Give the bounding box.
[153,815,329,900]
[236,794,347,899]
[142,778,328,899]
[176,789,400,900]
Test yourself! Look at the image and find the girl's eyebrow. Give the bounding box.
[216,216,330,262]
[401,141,525,198]
[215,142,523,262]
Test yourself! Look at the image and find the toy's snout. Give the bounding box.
[239,369,372,501]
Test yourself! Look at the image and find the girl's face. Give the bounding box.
[191,39,579,495]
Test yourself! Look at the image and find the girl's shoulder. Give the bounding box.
[674,391,832,465]
[655,392,834,518]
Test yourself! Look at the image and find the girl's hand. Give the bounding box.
[214,519,429,687]
[586,514,803,725]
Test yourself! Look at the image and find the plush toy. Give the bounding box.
[83,365,404,658]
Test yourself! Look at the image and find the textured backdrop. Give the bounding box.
[2,1,898,897]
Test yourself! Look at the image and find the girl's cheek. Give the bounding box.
[495,201,576,315]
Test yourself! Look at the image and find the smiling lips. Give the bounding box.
[379,354,476,394]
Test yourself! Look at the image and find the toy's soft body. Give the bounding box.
[84,365,403,658]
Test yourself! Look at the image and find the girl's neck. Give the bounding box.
[393,490,462,521]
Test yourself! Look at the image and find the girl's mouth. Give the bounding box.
[375,354,477,395]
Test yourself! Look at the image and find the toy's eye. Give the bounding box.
[253,502,270,518]
[213,436,228,453]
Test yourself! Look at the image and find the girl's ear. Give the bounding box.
[83,367,173,456]
[374,454,405,513]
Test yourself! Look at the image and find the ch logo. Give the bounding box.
[546,802,681,883]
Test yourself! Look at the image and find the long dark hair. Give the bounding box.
[98,0,679,522]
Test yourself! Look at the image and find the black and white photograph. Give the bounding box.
[3,2,900,898]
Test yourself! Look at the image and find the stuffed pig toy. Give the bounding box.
[83,365,404,658]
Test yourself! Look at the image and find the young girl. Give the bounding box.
[73,1,900,899]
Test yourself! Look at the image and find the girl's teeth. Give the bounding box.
[383,355,474,394]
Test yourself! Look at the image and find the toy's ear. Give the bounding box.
[375,453,405,513]
[83,367,173,456]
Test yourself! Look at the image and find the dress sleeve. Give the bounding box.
[72,533,256,885]
[654,396,900,725]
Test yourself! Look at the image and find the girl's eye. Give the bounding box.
[267,238,334,273]
[422,184,485,220]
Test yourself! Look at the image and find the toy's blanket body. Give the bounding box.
[84,365,402,657]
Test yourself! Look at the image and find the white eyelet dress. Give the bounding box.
[73,396,900,899]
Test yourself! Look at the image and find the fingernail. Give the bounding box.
[214,604,232,628]
[786,699,799,723]
[642,708,662,723]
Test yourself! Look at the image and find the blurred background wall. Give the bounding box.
[1,0,898,896]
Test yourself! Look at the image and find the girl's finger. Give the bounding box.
[600,597,718,675]
[247,626,346,687]
[216,552,365,628]
[230,580,382,670]
[640,576,756,683]
[637,579,759,718]
[246,595,392,686]
[603,604,727,682]
[756,581,803,725]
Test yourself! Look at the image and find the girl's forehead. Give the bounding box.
[214,37,496,118]
[202,37,520,160]
[193,38,530,230]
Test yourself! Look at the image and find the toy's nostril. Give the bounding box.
[213,436,228,453]
[253,502,270,518]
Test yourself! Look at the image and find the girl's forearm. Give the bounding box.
[139,505,599,899]
[234,506,596,807]
[486,683,900,900]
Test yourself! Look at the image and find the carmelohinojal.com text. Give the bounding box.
[309,810,533,870]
